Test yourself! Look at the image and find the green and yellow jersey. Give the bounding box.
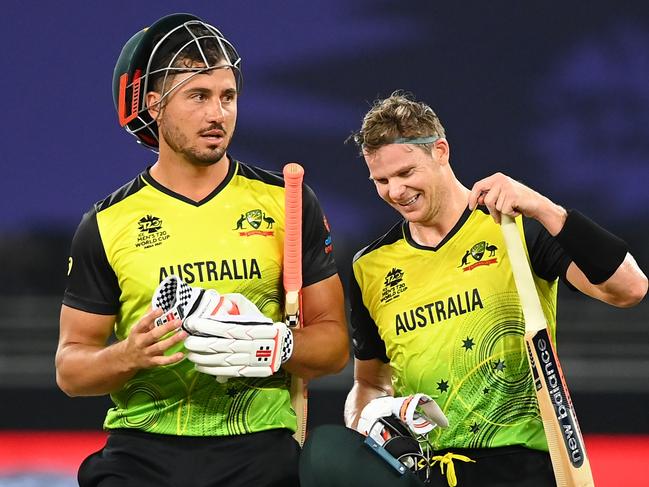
[351,207,572,452]
[64,158,337,436]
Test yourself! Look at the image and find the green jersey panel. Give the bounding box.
[352,209,559,452]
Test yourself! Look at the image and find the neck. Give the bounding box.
[150,152,230,202]
[409,180,470,247]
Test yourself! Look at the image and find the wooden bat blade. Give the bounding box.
[501,214,594,486]
[526,328,593,486]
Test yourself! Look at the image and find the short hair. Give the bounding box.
[149,24,238,94]
[351,91,446,154]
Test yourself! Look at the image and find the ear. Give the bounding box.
[146,91,162,120]
[432,138,450,165]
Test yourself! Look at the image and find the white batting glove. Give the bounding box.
[151,276,294,380]
[151,275,205,327]
[183,292,294,379]
[357,393,449,439]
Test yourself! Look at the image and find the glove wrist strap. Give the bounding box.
[281,328,294,363]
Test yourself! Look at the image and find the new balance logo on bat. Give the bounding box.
[532,330,586,467]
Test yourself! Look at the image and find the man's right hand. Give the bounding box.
[121,308,187,370]
[357,393,448,437]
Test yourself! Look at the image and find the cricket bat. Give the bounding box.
[500,214,594,487]
[283,162,307,446]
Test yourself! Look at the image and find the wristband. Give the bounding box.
[281,327,294,364]
[555,210,628,284]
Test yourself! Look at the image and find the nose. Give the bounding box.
[387,180,405,202]
[206,99,226,123]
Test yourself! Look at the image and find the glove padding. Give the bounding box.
[152,276,294,379]
[357,393,449,440]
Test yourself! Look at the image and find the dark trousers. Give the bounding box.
[78,428,300,487]
[421,445,556,487]
[300,425,556,487]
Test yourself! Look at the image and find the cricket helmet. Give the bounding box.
[112,13,242,151]
[300,424,426,487]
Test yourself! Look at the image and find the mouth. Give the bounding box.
[397,194,419,207]
[200,129,226,143]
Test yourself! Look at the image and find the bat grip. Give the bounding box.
[283,163,303,292]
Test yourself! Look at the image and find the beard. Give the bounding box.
[159,121,228,166]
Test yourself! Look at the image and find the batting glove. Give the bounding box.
[151,276,294,379]
[357,393,449,439]
[151,275,204,327]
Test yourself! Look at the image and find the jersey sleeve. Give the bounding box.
[349,260,389,362]
[301,183,338,287]
[523,217,573,286]
[62,207,121,315]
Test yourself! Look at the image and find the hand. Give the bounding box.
[151,275,205,326]
[468,173,548,224]
[121,308,187,370]
[151,276,294,379]
[357,393,448,438]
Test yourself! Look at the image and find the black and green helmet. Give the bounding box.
[112,13,242,151]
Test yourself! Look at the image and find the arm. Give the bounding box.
[344,358,393,430]
[282,274,349,381]
[469,172,648,307]
[565,253,647,307]
[55,305,187,397]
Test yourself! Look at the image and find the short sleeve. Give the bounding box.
[349,262,389,362]
[301,184,338,287]
[523,217,573,286]
[62,207,121,314]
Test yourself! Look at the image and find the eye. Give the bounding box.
[222,91,237,103]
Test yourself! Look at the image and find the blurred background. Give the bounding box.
[1,0,648,485]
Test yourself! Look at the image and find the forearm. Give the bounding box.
[283,321,349,380]
[55,340,138,397]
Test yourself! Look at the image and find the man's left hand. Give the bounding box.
[183,292,294,378]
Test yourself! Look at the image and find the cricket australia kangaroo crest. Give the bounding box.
[234,209,276,237]
[459,240,499,271]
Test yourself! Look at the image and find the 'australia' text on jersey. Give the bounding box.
[159,258,262,284]
[395,288,484,335]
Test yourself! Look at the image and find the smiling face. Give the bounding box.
[147,65,238,166]
[365,140,451,226]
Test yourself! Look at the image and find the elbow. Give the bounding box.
[301,339,350,381]
[55,352,84,397]
[55,370,81,397]
[331,331,351,374]
[611,276,648,308]
[331,348,350,375]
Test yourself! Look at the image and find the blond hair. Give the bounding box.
[351,91,446,154]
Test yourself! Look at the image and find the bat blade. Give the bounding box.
[501,214,594,487]
[283,162,307,446]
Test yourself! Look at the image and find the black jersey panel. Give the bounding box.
[523,217,573,285]
[63,208,121,315]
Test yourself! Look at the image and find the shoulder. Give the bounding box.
[235,160,321,204]
[353,220,404,264]
[95,172,147,213]
[235,160,284,188]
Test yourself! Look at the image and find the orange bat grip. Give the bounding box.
[283,163,304,294]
